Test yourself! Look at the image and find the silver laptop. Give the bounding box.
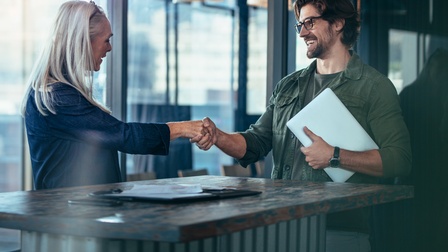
[286,88,378,182]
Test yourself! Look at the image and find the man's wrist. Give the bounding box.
[329,146,340,167]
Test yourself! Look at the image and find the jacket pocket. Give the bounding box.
[273,95,298,135]
[338,94,368,128]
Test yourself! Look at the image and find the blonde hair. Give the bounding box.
[21,0,110,116]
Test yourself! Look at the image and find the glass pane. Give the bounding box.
[293,1,314,71]
[388,29,418,94]
[295,36,314,71]
[0,0,66,250]
[127,1,237,177]
[388,30,448,94]
[126,1,169,178]
[247,7,267,115]
[177,4,236,175]
[0,1,108,249]
[127,1,167,105]
[93,0,109,105]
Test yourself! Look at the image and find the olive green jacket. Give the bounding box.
[238,52,412,233]
[239,52,411,182]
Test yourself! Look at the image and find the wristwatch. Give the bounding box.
[329,146,340,167]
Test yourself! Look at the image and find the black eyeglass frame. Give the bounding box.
[294,16,323,34]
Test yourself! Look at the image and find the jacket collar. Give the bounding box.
[299,50,363,81]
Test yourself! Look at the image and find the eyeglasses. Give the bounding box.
[294,16,323,34]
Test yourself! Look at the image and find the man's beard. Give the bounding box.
[307,41,324,59]
[305,27,335,59]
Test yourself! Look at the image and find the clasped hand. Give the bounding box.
[190,117,217,151]
[299,126,334,169]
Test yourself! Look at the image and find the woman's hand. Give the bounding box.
[167,117,217,151]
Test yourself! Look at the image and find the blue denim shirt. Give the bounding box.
[24,83,170,189]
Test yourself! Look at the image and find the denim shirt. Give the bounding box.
[24,83,170,189]
[239,52,411,182]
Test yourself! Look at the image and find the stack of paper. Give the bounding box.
[117,184,206,199]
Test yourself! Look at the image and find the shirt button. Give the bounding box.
[291,134,295,139]
[285,165,291,171]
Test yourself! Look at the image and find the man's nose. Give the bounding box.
[299,26,309,37]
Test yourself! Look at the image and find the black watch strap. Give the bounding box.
[329,146,340,167]
[333,146,340,159]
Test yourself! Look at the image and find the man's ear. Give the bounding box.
[334,19,345,33]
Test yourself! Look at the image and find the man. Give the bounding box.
[197,0,411,251]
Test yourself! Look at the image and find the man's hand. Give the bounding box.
[190,117,217,151]
[299,126,334,169]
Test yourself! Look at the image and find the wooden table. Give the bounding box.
[0,176,413,252]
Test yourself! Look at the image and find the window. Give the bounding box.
[0,1,108,249]
[126,0,268,177]
[0,2,59,249]
[388,29,419,93]
[389,29,448,94]
[247,7,268,115]
[0,1,66,249]
[295,38,314,71]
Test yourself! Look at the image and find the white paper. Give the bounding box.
[123,184,203,195]
[102,184,210,200]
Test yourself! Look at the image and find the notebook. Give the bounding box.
[286,88,378,182]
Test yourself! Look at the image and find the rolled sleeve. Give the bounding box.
[238,104,275,167]
[368,77,412,178]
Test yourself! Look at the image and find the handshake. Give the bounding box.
[167,117,217,150]
[190,117,217,150]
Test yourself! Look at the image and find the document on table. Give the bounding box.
[90,184,261,203]
[108,184,211,200]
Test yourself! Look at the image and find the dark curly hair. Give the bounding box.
[293,0,360,48]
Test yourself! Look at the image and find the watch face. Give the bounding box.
[330,158,339,167]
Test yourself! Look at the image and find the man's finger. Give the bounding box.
[202,117,210,127]
[303,126,318,141]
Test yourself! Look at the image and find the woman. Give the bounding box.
[21,0,212,189]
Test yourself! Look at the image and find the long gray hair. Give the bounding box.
[21,0,110,116]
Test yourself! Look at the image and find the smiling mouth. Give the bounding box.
[305,40,316,47]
